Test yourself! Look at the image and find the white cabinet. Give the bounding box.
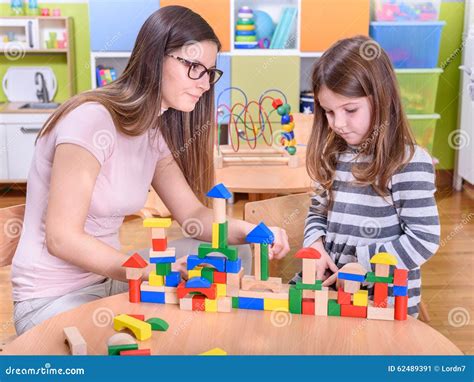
[0,113,50,181]
[0,18,39,50]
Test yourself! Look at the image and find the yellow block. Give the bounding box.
[235,24,255,31]
[205,298,218,312]
[143,218,172,228]
[113,314,151,341]
[200,347,227,355]
[149,271,164,287]
[212,223,219,249]
[353,290,368,307]
[216,283,226,298]
[264,298,289,312]
[370,252,397,266]
[188,266,203,279]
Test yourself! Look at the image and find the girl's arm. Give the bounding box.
[304,189,329,248]
[45,144,131,282]
[151,156,290,258]
[356,149,440,271]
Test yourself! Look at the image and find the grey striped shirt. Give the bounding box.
[301,145,440,316]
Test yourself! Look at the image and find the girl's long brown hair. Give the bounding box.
[37,5,220,204]
[307,35,415,202]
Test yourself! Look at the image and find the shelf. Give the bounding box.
[1,48,67,54]
[90,51,131,59]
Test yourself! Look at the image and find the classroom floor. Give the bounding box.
[0,185,473,355]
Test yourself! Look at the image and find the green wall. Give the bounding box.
[434,1,465,170]
[0,2,91,102]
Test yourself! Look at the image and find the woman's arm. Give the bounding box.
[151,156,290,258]
[45,144,131,281]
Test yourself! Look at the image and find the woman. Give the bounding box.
[12,6,290,335]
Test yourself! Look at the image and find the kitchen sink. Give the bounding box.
[19,102,61,110]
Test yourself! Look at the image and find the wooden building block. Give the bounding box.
[353,290,368,307]
[125,268,143,280]
[327,299,341,316]
[108,343,138,356]
[315,287,329,316]
[165,291,178,304]
[302,289,315,299]
[205,298,218,312]
[188,266,203,279]
[120,348,151,356]
[149,271,164,287]
[343,280,361,294]
[152,238,167,251]
[177,281,217,299]
[374,282,388,307]
[151,227,166,239]
[328,290,338,300]
[237,297,264,310]
[264,298,289,312]
[289,285,302,314]
[213,198,226,223]
[192,295,206,311]
[394,295,408,321]
[337,287,351,305]
[146,317,169,331]
[179,296,193,311]
[107,333,136,347]
[214,271,227,284]
[140,290,165,304]
[201,267,215,283]
[341,304,367,318]
[238,284,289,300]
[302,298,315,315]
[113,314,152,341]
[127,314,145,321]
[393,269,408,286]
[260,243,269,280]
[149,248,176,259]
[216,283,227,297]
[241,275,282,292]
[367,302,395,321]
[212,222,220,248]
[375,263,390,278]
[63,326,87,355]
[140,281,165,293]
[217,297,232,312]
[302,258,316,285]
[254,244,261,281]
[128,279,141,303]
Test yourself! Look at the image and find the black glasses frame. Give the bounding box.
[166,54,223,85]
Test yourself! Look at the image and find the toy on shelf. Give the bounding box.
[253,10,274,49]
[234,6,258,49]
[215,88,298,168]
[374,0,439,22]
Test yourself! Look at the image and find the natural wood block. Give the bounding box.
[241,275,282,292]
[63,327,87,355]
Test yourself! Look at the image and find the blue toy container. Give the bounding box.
[369,21,445,68]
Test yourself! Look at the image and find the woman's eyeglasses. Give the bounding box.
[166,54,223,85]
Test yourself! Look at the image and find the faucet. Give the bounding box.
[35,72,50,103]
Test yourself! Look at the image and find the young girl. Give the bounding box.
[293,36,440,317]
[12,6,290,335]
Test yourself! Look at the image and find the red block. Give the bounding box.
[128,279,141,303]
[341,304,367,318]
[338,287,351,305]
[152,238,167,251]
[374,282,388,307]
[394,295,408,321]
[192,295,206,311]
[127,314,145,321]
[214,271,227,284]
[302,298,315,315]
[120,349,151,356]
[393,269,408,286]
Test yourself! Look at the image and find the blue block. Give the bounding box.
[187,255,226,272]
[140,291,165,304]
[186,277,211,289]
[238,297,264,310]
[338,272,365,282]
[149,256,176,264]
[393,285,408,297]
[226,258,242,273]
[165,271,180,287]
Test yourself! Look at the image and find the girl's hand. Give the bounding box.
[310,240,339,282]
[268,226,290,260]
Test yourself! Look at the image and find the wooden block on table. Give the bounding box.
[213,198,227,223]
[302,289,315,299]
[327,299,341,316]
[149,271,164,287]
[241,275,282,292]
[151,227,166,239]
[63,326,87,355]
[165,291,178,304]
[367,301,395,321]
[393,269,408,286]
[149,248,176,259]
[217,297,232,312]
[375,263,390,278]
[374,282,388,307]
[108,343,138,356]
[146,317,169,331]
[140,281,165,292]
[238,284,289,300]
[107,333,136,347]
[152,238,167,251]
[302,298,315,315]
[302,258,316,285]
[394,295,408,321]
[120,348,151,356]
[128,279,141,303]
[216,283,227,297]
[200,347,227,355]
[214,271,227,284]
[264,298,289,312]
[237,297,264,310]
[192,295,206,311]
[205,298,218,312]
[315,287,329,316]
[337,287,351,305]
[341,304,367,318]
[143,218,172,228]
[180,296,193,311]
[328,290,338,300]
[226,267,244,289]
[188,266,203,279]
[353,289,368,306]
[343,280,361,294]
[125,268,143,280]
[289,285,302,314]
[113,314,152,341]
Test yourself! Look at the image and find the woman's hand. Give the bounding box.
[268,226,290,260]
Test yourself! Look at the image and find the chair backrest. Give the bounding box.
[244,193,311,249]
[0,204,25,267]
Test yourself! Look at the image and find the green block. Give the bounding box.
[232,296,239,309]
[295,280,322,291]
[237,18,255,25]
[328,299,341,316]
[235,35,257,42]
[201,267,215,283]
[146,317,169,332]
[108,343,138,355]
[198,243,238,261]
[218,222,228,248]
[289,285,302,314]
[365,272,393,284]
[260,243,269,281]
[155,263,171,276]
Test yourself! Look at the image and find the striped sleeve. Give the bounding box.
[303,189,329,247]
[357,147,440,271]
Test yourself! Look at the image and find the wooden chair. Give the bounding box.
[0,204,25,348]
[243,194,430,322]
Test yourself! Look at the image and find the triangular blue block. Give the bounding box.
[246,222,274,244]
[206,183,232,199]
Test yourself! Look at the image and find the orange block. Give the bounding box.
[302,298,315,315]
[300,0,370,52]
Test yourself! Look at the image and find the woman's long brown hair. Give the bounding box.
[37,6,220,204]
[307,35,415,204]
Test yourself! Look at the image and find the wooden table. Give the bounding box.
[216,113,314,195]
[3,293,463,355]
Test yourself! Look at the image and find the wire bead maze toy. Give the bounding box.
[214,87,298,168]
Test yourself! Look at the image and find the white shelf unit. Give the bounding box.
[90,51,131,89]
